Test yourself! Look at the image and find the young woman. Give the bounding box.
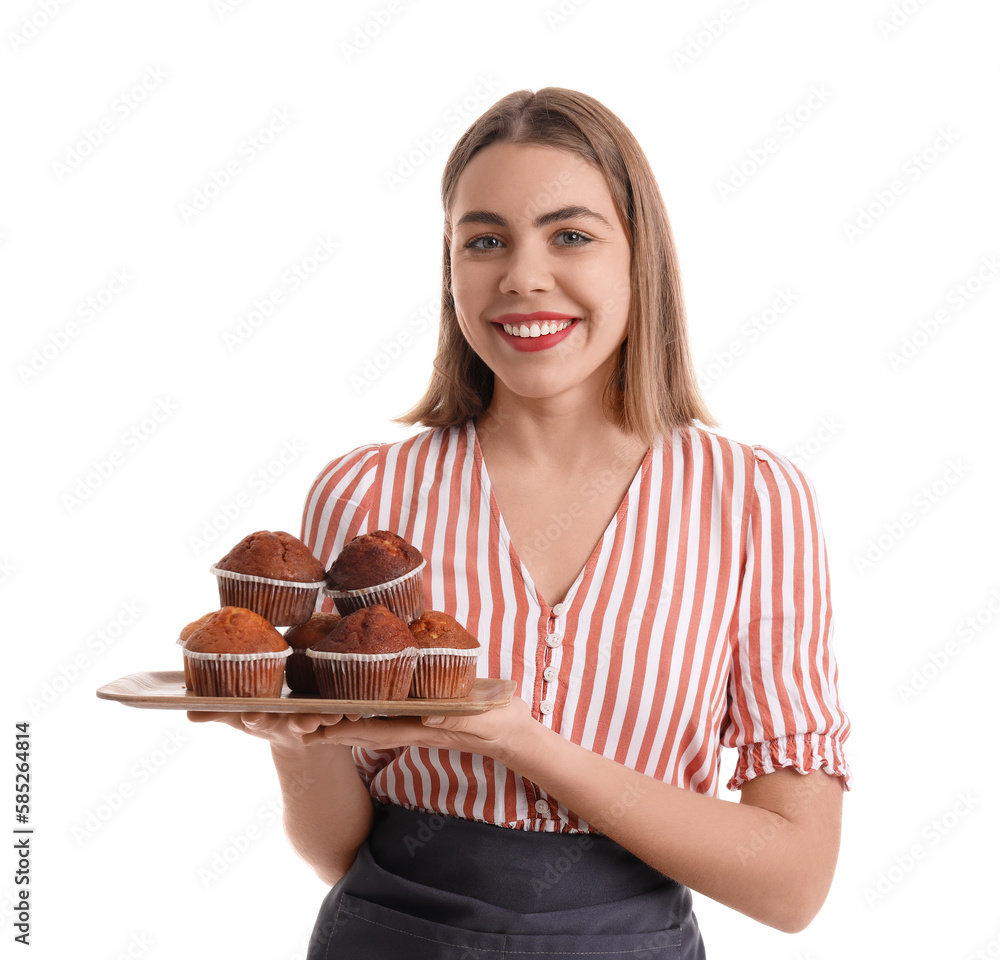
[191,88,851,959]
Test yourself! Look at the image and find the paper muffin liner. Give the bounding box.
[210,565,324,626]
[410,646,482,699]
[323,560,426,623]
[183,647,292,698]
[177,636,194,689]
[306,647,418,701]
[284,648,319,694]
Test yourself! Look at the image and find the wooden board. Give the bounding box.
[96,671,516,717]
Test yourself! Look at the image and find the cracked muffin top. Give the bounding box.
[325,530,424,591]
[310,605,413,655]
[216,530,325,582]
[183,606,288,654]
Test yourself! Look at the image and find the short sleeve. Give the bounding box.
[300,444,382,611]
[721,446,852,791]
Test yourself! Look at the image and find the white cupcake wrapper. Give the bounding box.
[307,647,418,700]
[412,645,482,659]
[209,566,326,590]
[410,647,481,699]
[285,649,319,693]
[182,648,293,662]
[305,647,419,662]
[323,560,426,598]
[323,561,426,623]
[182,648,290,697]
[210,565,324,626]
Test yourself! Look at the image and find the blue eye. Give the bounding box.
[555,230,592,245]
[465,234,504,250]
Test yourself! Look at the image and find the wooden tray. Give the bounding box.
[96,671,516,717]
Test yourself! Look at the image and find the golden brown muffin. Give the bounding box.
[216,531,325,583]
[408,611,479,650]
[325,530,423,591]
[284,612,342,650]
[311,604,412,655]
[283,612,341,692]
[179,612,215,644]
[179,612,215,689]
[185,606,288,654]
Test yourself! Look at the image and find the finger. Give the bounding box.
[239,712,276,731]
[421,714,467,730]
[288,714,339,735]
[301,727,337,746]
[187,711,230,723]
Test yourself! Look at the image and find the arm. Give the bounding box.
[310,701,843,932]
[189,712,373,886]
[495,713,843,933]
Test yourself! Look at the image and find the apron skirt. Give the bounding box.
[307,803,706,959]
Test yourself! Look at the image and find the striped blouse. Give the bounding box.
[301,420,852,833]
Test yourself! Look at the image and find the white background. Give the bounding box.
[2,0,999,957]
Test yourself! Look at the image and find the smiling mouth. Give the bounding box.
[496,319,577,338]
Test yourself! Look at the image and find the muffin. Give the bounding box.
[211,530,325,626]
[408,611,482,698]
[306,604,418,700]
[283,612,341,694]
[324,530,426,622]
[183,606,292,697]
[177,612,215,690]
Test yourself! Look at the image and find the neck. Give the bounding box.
[475,380,647,472]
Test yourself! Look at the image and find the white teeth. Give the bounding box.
[500,319,574,338]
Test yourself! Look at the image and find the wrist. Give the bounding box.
[270,738,349,765]
[494,712,554,774]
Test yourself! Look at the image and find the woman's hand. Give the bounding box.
[186,710,363,750]
[301,695,540,767]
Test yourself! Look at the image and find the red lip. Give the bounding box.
[492,312,577,324]
[490,313,579,353]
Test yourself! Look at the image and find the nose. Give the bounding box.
[499,240,553,296]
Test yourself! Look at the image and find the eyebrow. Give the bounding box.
[454,205,612,230]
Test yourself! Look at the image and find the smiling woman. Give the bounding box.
[449,143,633,408]
[190,87,851,960]
[402,87,713,442]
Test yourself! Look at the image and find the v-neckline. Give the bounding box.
[469,421,653,610]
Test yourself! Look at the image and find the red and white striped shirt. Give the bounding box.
[301,421,852,833]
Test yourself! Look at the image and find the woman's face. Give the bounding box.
[448,143,631,406]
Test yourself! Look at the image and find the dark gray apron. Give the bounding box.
[307,803,706,959]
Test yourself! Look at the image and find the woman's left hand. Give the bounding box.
[300,695,539,768]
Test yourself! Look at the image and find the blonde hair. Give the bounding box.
[396,87,716,442]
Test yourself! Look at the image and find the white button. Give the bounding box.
[552,602,566,616]
[545,633,562,648]
[542,667,557,682]
[534,799,551,816]
[539,700,554,714]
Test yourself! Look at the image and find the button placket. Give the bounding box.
[538,605,566,726]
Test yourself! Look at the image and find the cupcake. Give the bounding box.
[324,530,425,622]
[283,612,341,694]
[408,611,482,698]
[211,530,325,626]
[306,604,418,700]
[178,612,214,690]
[183,606,292,698]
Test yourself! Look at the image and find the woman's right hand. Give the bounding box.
[186,711,359,749]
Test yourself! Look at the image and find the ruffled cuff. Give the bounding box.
[728,732,852,791]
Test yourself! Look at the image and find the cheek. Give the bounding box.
[595,277,631,333]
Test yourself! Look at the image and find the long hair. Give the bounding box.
[396,87,715,442]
